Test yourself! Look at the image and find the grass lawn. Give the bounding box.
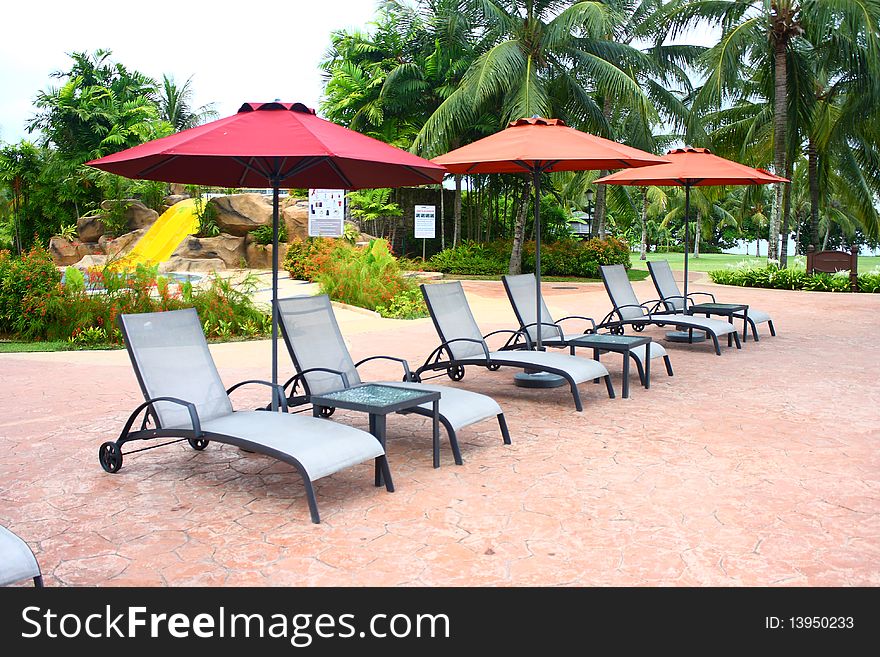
[629,252,880,272]
[0,341,123,353]
[443,269,650,283]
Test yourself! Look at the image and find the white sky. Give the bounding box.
[0,0,718,145]
[0,0,381,143]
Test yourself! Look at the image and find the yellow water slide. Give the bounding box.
[116,198,201,268]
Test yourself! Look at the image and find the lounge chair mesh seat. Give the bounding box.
[0,525,42,587]
[110,308,389,523]
[599,265,741,355]
[502,273,672,375]
[417,281,612,411]
[276,295,509,465]
[648,259,775,340]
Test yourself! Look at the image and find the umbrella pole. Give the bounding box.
[533,169,542,351]
[683,183,690,312]
[271,185,280,412]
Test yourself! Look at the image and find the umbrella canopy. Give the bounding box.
[433,117,667,353]
[88,102,446,408]
[595,147,787,312]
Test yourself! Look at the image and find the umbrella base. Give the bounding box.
[513,372,567,388]
[665,329,707,343]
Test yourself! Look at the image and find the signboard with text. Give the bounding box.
[308,189,346,237]
[414,204,436,239]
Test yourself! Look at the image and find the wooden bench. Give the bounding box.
[806,245,858,292]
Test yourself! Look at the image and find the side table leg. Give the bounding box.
[432,399,440,469]
[593,347,601,384]
[372,414,387,487]
[644,344,651,389]
[622,350,630,399]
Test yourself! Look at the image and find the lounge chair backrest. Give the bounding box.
[119,308,233,428]
[502,274,557,341]
[276,295,362,395]
[599,265,647,321]
[647,260,684,311]
[420,281,488,360]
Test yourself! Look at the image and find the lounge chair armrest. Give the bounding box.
[687,291,716,302]
[554,315,596,333]
[519,321,565,340]
[483,328,533,350]
[282,368,350,397]
[354,355,412,381]
[439,337,493,360]
[122,396,203,437]
[226,379,289,412]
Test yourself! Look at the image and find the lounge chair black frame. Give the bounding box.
[100,309,392,524]
[598,265,742,356]
[275,297,511,466]
[413,282,614,411]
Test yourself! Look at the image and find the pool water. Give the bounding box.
[61,270,203,287]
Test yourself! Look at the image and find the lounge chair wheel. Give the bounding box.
[487,364,501,371]
[187,437,209,451]
[610,325,624,336]
[318,406,335,418]
[633,324,645,332]
[446,365,465,381]
[99,442,123,473]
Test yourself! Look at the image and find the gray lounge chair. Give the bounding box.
[101,308,391,524]
[276,295,510,467]
[647,259,775,341]
[0,525,43,587]
[414,281,614,411]
[599,265,741,355]
[502,273,673,381]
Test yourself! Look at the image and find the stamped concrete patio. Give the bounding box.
[1,276,878,586]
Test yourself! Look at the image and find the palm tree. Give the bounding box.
[662,0,880,265]
[158,75,218,132]
[413,0,655,273]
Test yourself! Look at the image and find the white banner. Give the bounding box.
[308,189,346,237]
[414,204,436,239]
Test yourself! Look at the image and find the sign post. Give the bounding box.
[414,204,436,260]
[308,189,346,237]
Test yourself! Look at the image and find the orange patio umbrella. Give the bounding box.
[595,147,787,311]
[433,117,667,355]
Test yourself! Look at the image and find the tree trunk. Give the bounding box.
[694,211,701,258]
[508,180,530,275]
[822,223,830,250]
[779,159,793,268]
[453,174,462,248]
[808,140,820,247]
[593,96,613,239]
[639,187,648,260]
[769,39,788,264]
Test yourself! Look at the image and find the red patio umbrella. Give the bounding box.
[595,147,787,314]
[433,117,667,362]
[88,102,446,406]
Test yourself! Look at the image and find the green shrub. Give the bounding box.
[250,223,287,245]
[0,245,272,343]
[709,262,878,293]
[317,239,412,311]
[195,200,221,238]
[283,237,335,280]
[0,246,62,338]
[376,287,428,319]
[429,241,508,275]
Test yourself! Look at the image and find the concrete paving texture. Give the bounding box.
[1,275,878,586]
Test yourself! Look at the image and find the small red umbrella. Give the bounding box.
[89,102,446,404]
[595,147,787,310]
[433,117,667,354]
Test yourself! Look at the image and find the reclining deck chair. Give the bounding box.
[0,525,43,587]
[502,273,673,381]
[276,295,510,467]
[599,265,741,355]
[103,308,391,524]
[647,259,775,341]
[415,281,614,411]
